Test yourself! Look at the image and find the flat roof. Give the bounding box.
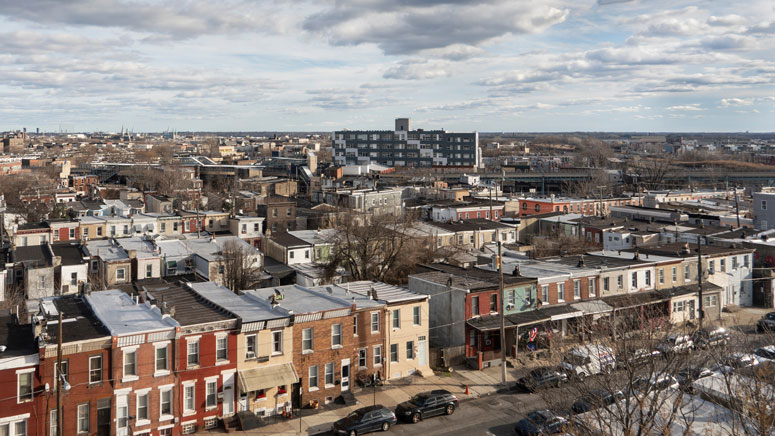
[187,281,289,323]
[246,284,353,314]
[341,281,427,304]
[85,289,179,335]
[139,282,234,326]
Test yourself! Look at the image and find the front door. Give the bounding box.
[418,336,428,367]
[116,394,129,436]
[222,372,235,416]
[238,392,248,412]
[341,359,350,392]
[96,398,110,436]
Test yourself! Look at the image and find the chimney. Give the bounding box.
[633,248,639,260]
[577,255,585,268]
[681,243,691,255]
[512,264,520,276]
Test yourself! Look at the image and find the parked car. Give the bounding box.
[516,367,569,392]
[756,312,775,332]
[754,345,775,361]
[395,389,459,423]
[559,344,616,380]
[632,374,679,393]
[621,348,662,368]
[656,334,693,354]
[692,327,730,349]
[332,405,397,436]
[513,410,570,436]
[675,366,713,392]
[714,352,762,372]
[570,389,625,414]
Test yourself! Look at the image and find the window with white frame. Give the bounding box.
[371,312,380,333]
[187,339,200,366]
[359,349,367,368]
[302,328,313,353]
[146,263,153,278]
[331,324,342,347]
[733,256,739,269]
[413,306,421,325]
[206,381,217,409]
[709,260,715,274]
[390,343,398,363]
[246,335,257,359]
[216,335,228,361]
[558,283,565,301]
[392,309,400,329]
[160,388,173,417]
[684,266,690,280]
[672,267,677,282]
[374,345,383,366]
[617,275,623,288]
[720,258,726,272]
[658,269,664,284]
[123,349,137,379]
[136,392,149,422]
[406,341,415,360]
[309,366,319,390]
[704,295,718,307]
[645,270,651,286]
[49,409,57,436]
[89,355,102,383]
[183,384,195,414]
[631,272,638,288]
[573,280,581,299]
[673,301,686,312]
[155,344,169,374]
[325,362,334,386]
[353,314,358,336]
[272,330,283,355]
[589,280,596,297]
[541,285,548,302]
[116,268,125,280]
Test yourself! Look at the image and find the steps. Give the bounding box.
[338,391,357,406]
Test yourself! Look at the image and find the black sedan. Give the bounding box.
[516,367,568,392]
[757,312,775,332]
[570,389,625,414]
[395,389,459,423]
[513,410,570,436]
[332,405,397,436]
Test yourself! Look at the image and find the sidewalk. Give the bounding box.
[199,366,507,435]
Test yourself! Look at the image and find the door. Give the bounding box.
[222,372,235,416]
[418,336,428,367]
[341,359,350,392]
[96,398,111,436]
[689,300,696,320]
[238,392,249,412]
[425,397,442,417]
[116,394,129,436]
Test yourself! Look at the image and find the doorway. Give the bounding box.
[222,372,235,417]
[341,359,350,392]
[97,398,110,436]
[418,336,428,367]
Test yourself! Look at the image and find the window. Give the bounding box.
[371,312,380,333]
[645,271,651,286]
[390,343,398,363]
[137,392,149,421]
[684,266,690,280]
[187,340,200,366]
[173,222,178,232]
[55,359,69,386]
[116,268,125,281]
[309,366,319,389]
[83,228,89,237]
[589,280,596,297]
[301,328,314,353]
[603,277,609,291]
[617,275,623,288]
[392,309,401,328]
[206,381,217,408]
[331,324,342,347]
[325,363,334,386]
[673,301,686,312]
[160,388,172,416]
[286,208,292,217]
[160,222,166,232]
[413,306,421,325]
[472,296,480,315]
[155,344,169,373]
[246,335,257,359]
[123,349,137,378]
[97,227,103,236]
[762,200,767,210]
[558,283,565,301]
[353,315,358,336]
[359,349,367,368]
[49,410,57,436]
[704,295,718,307]
[672,267,677,282]
[146,263,153,278]
[69,228,75,239]
[272,330,283,354]
[215,335,228,361]
[184,385,195,413]
[541,285,548,302]
[658,269,664,284]
[305,250,310,259]
[631,272,637,288]
[508,289,515,307]
[733,256,739,269]
[18,372,33,402]
[574,280,581,299]
[374,345,383,366]
[720,259,726,272]
[745,255,750,268]
[406,341,415,360]
[89,355,102,383]
[709,260,715,274]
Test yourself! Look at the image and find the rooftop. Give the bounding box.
[51,243,87,266]
[246,284,353,314]
[138,282,234,326]
[187,281,288,323]
[40,294,110,343]
[341,280,428,304]
[85,289,179,335]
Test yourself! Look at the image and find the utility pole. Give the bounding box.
[596,186,606,218]
[697,235,704,330]
[56,311,63,436]
[489,186,494,221]
[735,190,741,228]
[498,241,507,384]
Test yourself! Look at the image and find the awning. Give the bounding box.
[237,363,299,393]
[571,300,614,316]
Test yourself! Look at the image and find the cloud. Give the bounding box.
[666,104,704,111]
[303,0,569,55]
[0,0,286,39]
[383,59,452,80]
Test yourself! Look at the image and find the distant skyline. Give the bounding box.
[0,0,772,133]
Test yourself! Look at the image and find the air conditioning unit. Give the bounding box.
[485,339,492,346]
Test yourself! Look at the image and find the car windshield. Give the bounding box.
[347,410,365,420]
[564,355,586,366]
[527,411,549,424]
[410,395,428,406]
[766,314,775,321]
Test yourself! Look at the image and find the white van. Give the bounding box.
[559,344,616,380]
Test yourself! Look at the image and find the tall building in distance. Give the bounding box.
[333,118,480,168]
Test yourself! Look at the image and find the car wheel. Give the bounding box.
[412,413,421,423]
[446,405,455,415]
[382,422,390,431]
[349,430,357,436]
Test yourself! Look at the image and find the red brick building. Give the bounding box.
[0,310,40,436]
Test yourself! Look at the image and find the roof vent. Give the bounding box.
[681,243,691,255]
[512,264,521,276]
[577,256,584,268]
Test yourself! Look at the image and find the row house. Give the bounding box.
[430,199,504,222]
[12,222,51,247]
[178,211,205,235]
[50,243,88,294]
[86,240,132,287]
[49,219,80,243]
[426,220,516,250]
[138,282,240,434]
[264,233,313,266]
[86,290,180,436]
[116,238,163,282]
[518,196,642,217]
[228,216,264,248]
[200,211,231,234]
[70,175,98,196]
[187,282,296,418]
[0,310,39,436]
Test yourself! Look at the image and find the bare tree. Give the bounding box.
[219,238,264,292]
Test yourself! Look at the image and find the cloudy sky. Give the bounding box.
[0,0,772,132]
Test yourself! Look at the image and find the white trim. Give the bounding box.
[158,424,174,430]
[15,367,36,374]
[114,387,132,395]
[204,375,219,382]
[134,387,151,395]
[220,368,236,376]
[120,344,139,352]
[157,383,175,390]
[152,341,170,348]
[0,413,30,424]
[186,335,202,342]
[180,419,197,426]
[182,380,196,386]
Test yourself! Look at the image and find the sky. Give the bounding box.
[0,0,772,133]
